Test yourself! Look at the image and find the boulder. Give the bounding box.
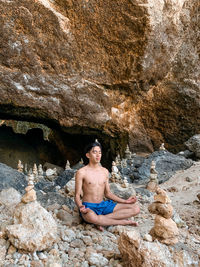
[110,183,136,199]
[43,163,64,175]
[34,179,56,193]
[36,191,75,210]
[177,150,194,159]
[6,201,58,252]
[135,151,193,184]
[55,170,75,188]
[0,163,27,193]
[118,230,199,267]
[185,135,200,158]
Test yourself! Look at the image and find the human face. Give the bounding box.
[87,146,102,163]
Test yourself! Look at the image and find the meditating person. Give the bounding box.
[75,141,140,230]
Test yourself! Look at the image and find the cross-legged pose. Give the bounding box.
[75,141,140,230]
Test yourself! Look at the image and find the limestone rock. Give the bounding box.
[0,0,199,153]
[150,215,179,245]
[7,245,17,255]
[185,135,200,158]
[43,163,64,176]
[56,210,73,226]
[148,202,173,219]
[46,169,57,179]
[154,188,171,204]
[25,185,34,192]
[6,201,58,252]
[21,189,36,203]
[143,234,152,242]
[65,178,75,196]
[0,239,7,264]
[0,187,21,207]
[86,252,109,267]
[146,181,158,192]
[110,183,136,199]
[0,163,27,193]
[172,211,187,228]
[118,230,199,267]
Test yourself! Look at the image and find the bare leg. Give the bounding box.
[106,203,140,220]
[82,210,138,227]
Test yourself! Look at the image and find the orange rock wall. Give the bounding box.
[0,0,199,152]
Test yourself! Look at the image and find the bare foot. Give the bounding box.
[123,220,138,226]
[96,225,104,231]
[130,221,138,226]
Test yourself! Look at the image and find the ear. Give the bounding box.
[86,152,90,159]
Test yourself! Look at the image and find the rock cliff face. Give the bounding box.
[0,0,199,154]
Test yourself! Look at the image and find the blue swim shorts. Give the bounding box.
[82,200,117,215]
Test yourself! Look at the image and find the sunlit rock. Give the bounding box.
[6,201,58,252]
[118,229,199,267]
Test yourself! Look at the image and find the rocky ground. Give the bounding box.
[0,155,200,266]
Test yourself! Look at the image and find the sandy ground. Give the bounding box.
[132,161,200,259]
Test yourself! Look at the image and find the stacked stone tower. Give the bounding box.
[148,188,179,245]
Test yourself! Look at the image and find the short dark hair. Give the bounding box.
[84,141,102,154]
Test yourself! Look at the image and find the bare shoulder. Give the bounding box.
[100,166,109,177]
[76,166,87,178]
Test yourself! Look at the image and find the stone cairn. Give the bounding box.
[121,158,127,169]
[147,161,158,192]
[110,161,129,188]
[21,173,37,204]
[33,163,39,182]
[17,161,44,182]
[122,176,129,188]
[159,143,166,151]
[65,160,71,170]
[125,145,132,160]
[38,164,44,179]
[110,161,122,183]
[24,163,28,175]
[148,188,179,245]
[17,160,23,173]
[115,154,121,166]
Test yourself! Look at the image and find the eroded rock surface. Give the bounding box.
[6,201,58,252]
[0,0,199,152]
[0,163,27,193]
[118,229,199,267]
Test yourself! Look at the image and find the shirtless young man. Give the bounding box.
[75,141,140,229]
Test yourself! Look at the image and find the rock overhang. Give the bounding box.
[0,0,199,154]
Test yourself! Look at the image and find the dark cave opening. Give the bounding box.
[0,122,124,171]
[0,125,64,169]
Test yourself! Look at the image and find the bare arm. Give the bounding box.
[75,169,84,209]
[104,171,127,203]
[104,170,137,204]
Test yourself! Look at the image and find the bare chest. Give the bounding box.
[83,174,106,187]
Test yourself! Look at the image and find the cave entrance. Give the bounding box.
[0,125,64,169]
[0,121,126,171]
